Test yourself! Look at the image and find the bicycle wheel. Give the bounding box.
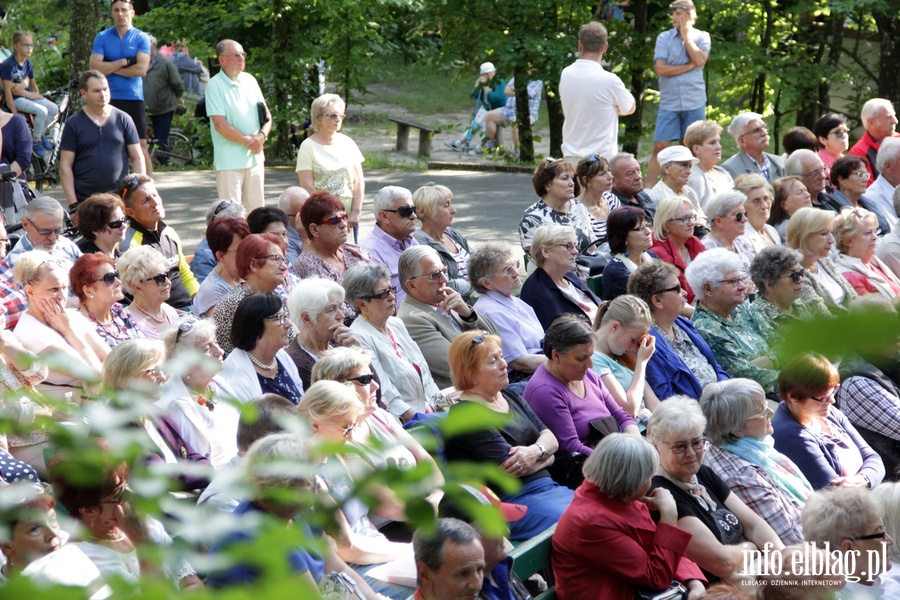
[27,154,46,193]
[164,132,196,165]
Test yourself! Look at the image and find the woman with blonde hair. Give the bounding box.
[685,119,734,211]
[786,206,857,313]
[295,93,365,239]
[591,295,659,423]
[834,207,900,299]
[118,245,180,339]
[650,196,706,304]
[412,182,472,297]
[733,174,779,263]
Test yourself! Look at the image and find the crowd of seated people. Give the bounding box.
[4,92,900,600]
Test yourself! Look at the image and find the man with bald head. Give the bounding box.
[850,98,900,185]
[277,186,309,263]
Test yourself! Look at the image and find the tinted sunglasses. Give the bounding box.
[384,205,416,218]
[106,219,127,230]
[320,213,348,226]
[93,271,120,285]
[346,373,376,385]
[779,269,804,284]
[120,174,140,200]
[361,285,396,301]
[176,318,197,344]
[213,199,232,216]
[142,273,169,286]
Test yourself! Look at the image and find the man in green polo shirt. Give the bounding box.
[205,39,271,211]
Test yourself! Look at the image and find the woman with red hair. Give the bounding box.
[71,252,142,348]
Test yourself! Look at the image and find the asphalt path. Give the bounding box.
[40,167,536,264]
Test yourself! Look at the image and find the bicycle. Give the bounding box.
[147,125,199,166]
[25,79,78,193]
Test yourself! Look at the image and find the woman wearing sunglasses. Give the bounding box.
[71,252,141,348]
[220,293,303,405]
[767,176,812,241]
[75,193,128,260]
[701,191,749,258]
[773,352,884,491]
[295,191,371,320]
[118,245,179,339]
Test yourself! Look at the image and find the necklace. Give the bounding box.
[193,386,218,412]
[248,351,277,370]
[87,307,132,343]
[131,301,166,324]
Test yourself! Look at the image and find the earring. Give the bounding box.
[88,294,94,299]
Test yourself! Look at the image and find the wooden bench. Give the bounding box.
[510,523,557,600]
[389,117,436,157]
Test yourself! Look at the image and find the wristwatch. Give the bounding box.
[535,442,546,459]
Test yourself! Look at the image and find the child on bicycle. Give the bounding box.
[0,31,58,159]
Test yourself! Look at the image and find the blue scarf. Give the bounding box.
[721,435,813,508]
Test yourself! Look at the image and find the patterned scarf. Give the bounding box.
[656,467,717,512]
[721,435,813,508]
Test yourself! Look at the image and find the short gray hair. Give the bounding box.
[876,138,900,173]
[205,199,246,225]
[342,261,391,306]
[287,277,345,328]
[727,112,763,142]
[706,190,747,221]
[609,152,636,176]
[161,318,218,357]
[297,380,361,425]
[684,248,745,302]
[277,186,310,213]
[873,483,900,562]
[467,244,512,295]
[802,487,882,548]
[647,396,706,445]
[413,518,481,575]
[861,98,894,128]
[784,149,818,177]
[399,246,439,293]
[244,433,318,492]
[583,434,658,500]
[530,225,575,268]
[117,245,169,294]
[699,379,766,446]
[373,186,412,215]
[23,196,63,221]
[310,346,373,384]
[749,245,802,293]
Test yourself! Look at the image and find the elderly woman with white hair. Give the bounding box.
[520,224,602,330]
[873,483,900,594]
[552,434,707,599]
[648,397,786,585]
[189,199,246,284]
[296,93,365,238]
[412,183,472,298]
[285,277,358,390]
[733,174,780,265]
[786,206,857,314]
[648,145,707,227]
[701,191,749,257]
[345,261,441,422]
[834,207,900,299]
[687,248,779,395]
[650,196,707,305]
[119,245,181,339]
[156,318,240,469]
[469,244,546,381]
[802,487,892,597]
[700,378,812,546]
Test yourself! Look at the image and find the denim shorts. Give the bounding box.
[654,106,706,141]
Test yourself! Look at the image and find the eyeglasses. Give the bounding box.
[142,273,169,287]
[779,269,805,284]
[346,373,376,385]
[852,529,888,541]
[143,366,166,380]
[631,222,651,232]
[260,254,288,266]
[213,199,232,216]
[800,166,827,179]
[747,405,773,421]
[829,128,849,138]
[106,219,127,230]
[340,421,358,438]
[740,126,768,139]
[120,174,140,200]
[669,438,708,455]
[497,260,521,277]
[411,267,448,282]
[654,283,682,295]
[669,214,697,225]
[851,170,871,180]
[810,385,839,403]
[731,212,747,222]
[556,242,578,251]
[265,311,290,326]
[93,271,120,285]
[175,319,197,344]
[717,276,746,287]
[361,285,397,301]
[324,113,345,120]
[383,205,416,219]
[320,213,348,226]
[24,218,64,237]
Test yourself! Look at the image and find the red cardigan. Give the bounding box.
[649,236,706,304]
[552,481,705,600]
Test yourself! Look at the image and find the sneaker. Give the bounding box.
[468,145,483,156]
[445,140,463,151]
[41,135,52,150]
[32,140,45,159]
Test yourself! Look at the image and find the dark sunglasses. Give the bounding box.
[361,285,396,301]
[654,283,682,296]
[120,175,140,200]
[93,271,120,285]
[471,331,490,346]
[320,213,348,226]
[346,373,376,385]
[779,269,805,284]
[142,273,169,286]
[584,153,601,164]
[732,212,747,222]
[106,219,127,230]
[176,318,197,344]
[213,199,232,216]
[411,267,448,282]
[383,205,416,218]
[852,530,888,541]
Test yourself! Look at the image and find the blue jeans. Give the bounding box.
[151,111,174,156]
[654,106,706,141]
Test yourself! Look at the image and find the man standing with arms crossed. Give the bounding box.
[560,21,635,163]
[90,0,153,175]
[206,39,271,212]
[645,0,711,185]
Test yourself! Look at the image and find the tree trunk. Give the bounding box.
[514,66,534,162]
[69,0,99,82]
[547,77,564,158]
[622,0,647,156]
[874,10,900,107]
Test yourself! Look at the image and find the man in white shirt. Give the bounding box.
[869,138,900,223]
[559,21,636,162]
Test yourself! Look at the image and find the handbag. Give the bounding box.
[634,581,689,600]
[587,415,620,446]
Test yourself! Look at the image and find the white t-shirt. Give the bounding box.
[559,59,636,160]
[13,310,103,387]
[294,133,365,213]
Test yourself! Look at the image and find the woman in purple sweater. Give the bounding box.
[524,315,639,459]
